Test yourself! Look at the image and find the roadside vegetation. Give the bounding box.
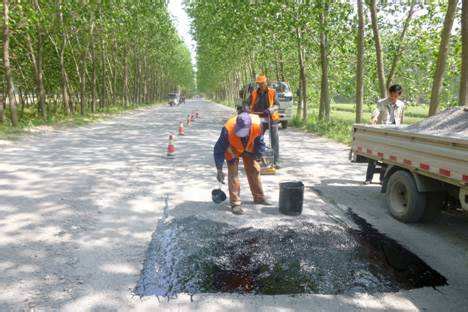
[189,1,467,140]
[0,1,194,131]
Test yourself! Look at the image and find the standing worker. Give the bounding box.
[247,75,281,168]
[364,84,405,184]
[214,112,270,215]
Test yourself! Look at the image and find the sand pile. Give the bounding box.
[403,107,467,139]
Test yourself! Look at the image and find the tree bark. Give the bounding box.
[459,0,468,107]
[0,92,4,124]
[356,0,365,123]
[386,1,416,89]
[3,0,19,126]
[296,27,307,122]
[123,49,129,106]
[429,0,458,116]
[57,0,71,114]
[368,0,386,98]
[318,6,330,121]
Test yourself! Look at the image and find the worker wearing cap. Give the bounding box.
[214,112,270,215]
[247,75,281,168]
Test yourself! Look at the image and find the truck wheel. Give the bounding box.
[421,192,444,222]
[281,121,288,129]
[386,170,426,223]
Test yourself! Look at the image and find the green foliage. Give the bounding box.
[1,0,194,128]
[188,1,461,113]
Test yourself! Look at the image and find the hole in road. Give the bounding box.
[136,214,447,297]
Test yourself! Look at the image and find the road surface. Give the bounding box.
[1,100,467,311]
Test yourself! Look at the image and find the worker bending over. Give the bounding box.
[247,75,281,168]
[214,112,270,215]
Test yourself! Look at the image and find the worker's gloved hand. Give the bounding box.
[216,169,225,184]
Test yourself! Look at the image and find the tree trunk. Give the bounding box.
[0,93,4,124]
[3,0,19,126]
[429,0,458,116]
[368,0,386,98]
[459,0,468,107]
[356,0,365,123]
[386,0,416,89]
[279,52,285,81]
[79,49,86,115]
[57,0,71,115]
[123,50,129,106]
[296,27,307,122]
[318,7,330,121]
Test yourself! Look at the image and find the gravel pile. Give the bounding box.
[403,107,467,139]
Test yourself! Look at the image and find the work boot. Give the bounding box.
[254,199,272,206]
[274,163,281,169]
[231,205,244,215]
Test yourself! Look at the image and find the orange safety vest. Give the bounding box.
[224,114,262,161]
[250,88,280,121]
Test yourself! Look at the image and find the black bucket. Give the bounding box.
[212,189,227,204]
[279,181,304,216]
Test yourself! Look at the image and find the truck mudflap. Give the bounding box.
[460,187,468,211]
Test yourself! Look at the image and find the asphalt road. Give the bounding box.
[1,100,467,311]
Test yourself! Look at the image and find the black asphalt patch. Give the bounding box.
[136,214,446,298]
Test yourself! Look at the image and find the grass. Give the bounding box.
[332,102,428,118]
[0,101,162,140]
[292,105,426,145]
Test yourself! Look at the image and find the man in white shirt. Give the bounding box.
[365,84,405,184]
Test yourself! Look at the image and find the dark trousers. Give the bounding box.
[262,122,279,165]
[366,160,385,183]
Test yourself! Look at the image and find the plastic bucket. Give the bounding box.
[279,181,304,216]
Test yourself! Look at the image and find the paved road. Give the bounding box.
[1,100,467,311]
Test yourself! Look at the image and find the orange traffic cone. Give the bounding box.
[178,121,185,136]
[167,134,176,158]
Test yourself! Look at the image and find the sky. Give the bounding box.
[168,0,197,66]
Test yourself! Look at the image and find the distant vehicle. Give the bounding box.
[270,81,293,129]
[168,93,179,107]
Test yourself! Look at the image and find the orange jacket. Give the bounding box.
[250,88,280,121]
[224,114,262,161]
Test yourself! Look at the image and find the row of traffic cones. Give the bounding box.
[167,111,201,158]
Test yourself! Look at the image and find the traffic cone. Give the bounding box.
[167,134,176,158]
[178,121,185,136]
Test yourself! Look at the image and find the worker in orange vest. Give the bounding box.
[247,75,280,168]
[214,112,270,215]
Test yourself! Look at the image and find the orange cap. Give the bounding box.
[256,75,267,84]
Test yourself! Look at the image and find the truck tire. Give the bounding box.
[386,170,426,223]
[281,120,288,129]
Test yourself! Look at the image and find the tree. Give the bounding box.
[386,0,417,89]
[356,0,365,123]
[368,0,386,98]
[460,0,468,106]
[429,0,458,116]
[3,0,19,126]
[318,2,330,121]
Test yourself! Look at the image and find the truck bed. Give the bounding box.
[351,123,468,188]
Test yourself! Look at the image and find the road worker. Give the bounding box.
[214,112,270,215]
[246,75,281,168]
